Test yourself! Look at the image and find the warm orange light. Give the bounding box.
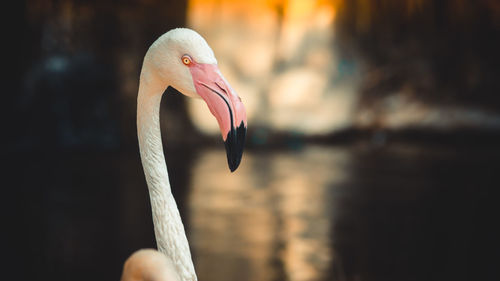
[187,0,353,136]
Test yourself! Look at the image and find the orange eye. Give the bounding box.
[182,55,192,65]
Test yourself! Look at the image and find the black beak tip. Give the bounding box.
[224,122,246,172]
[229,162,238,173]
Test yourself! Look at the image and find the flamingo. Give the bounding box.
[120,28,247,281]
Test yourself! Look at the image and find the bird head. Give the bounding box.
[142,28,247,172]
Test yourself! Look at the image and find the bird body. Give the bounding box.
[122,249,181,281]
[122,28,247,281]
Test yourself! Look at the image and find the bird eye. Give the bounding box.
[182,55,192,65]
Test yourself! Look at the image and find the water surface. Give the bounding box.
[7,144,498,281]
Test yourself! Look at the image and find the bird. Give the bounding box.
[121,28,247,281]
[121,249,182,281]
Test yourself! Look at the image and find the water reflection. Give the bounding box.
[8,144,497,281]
[187,144,498,281]
[189,146,348,281]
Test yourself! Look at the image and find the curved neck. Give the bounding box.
[137,71,197,281]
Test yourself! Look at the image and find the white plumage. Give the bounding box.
[122,27,247,281]
[128,28,218,281]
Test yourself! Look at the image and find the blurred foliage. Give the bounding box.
[6,0,500,152]
[334,0,500,110]
[7,0,195,151]
[7,3,191,280]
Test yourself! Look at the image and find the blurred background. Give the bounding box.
[4,0,500,280]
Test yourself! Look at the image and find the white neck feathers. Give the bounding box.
[137,69,197,281]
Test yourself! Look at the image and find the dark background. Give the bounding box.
[4,1,500,280]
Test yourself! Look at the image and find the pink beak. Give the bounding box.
[189,62,247,172]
